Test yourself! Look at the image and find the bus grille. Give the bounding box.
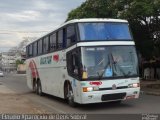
[99,86,128,91]
[101,93,126,101]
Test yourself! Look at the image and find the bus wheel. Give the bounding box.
[37,80,43,96]
[33,80,37,93]
[66,84,76,107]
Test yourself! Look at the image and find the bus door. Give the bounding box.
[66,48,81,98]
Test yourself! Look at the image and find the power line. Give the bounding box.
[0,47,14,48]
[0,30,49,34]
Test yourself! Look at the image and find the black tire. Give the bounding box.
[37,80,43,96]
[33,80,37,93]
[65,83,77,107]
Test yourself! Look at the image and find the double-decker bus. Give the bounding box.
[26,18,140,107]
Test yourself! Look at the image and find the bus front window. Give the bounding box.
[81,46,138,80]
[78,23,132,41]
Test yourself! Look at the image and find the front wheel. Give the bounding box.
[66,84,77,107]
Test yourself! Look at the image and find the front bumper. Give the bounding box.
[79,87,140,104]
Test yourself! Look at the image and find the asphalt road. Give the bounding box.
[1,73,160,116]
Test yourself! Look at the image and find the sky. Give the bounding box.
[0,0,85,52]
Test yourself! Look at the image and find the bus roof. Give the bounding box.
[64,18,128,25]
[53,18,128,34]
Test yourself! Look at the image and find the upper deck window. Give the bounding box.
[38,39,43,55]
[78,23,132,41]
[43,37,49,53]
[58,30,63,49]
[50,33,57,51]
[29,44,33,57]
[66,25,76,47]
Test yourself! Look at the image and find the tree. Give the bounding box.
[9,37,37,54]
[66,0,160,60]
[16,59,24,67]
[118,0,160,59]
[67,0,118,21]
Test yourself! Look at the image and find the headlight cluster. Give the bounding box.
[128,83,140,88]
[83,86,99,92]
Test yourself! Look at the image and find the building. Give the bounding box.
[0,52,22,72]
[0,54,2,70]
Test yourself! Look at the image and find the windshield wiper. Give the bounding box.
[110,53,129,78]
[98,53,132,80]
[98,54,111,80]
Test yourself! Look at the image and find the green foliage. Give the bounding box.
[16,60,24,67]
[118,0,160,59]
[66,0,160,59]
[67,0,118,21]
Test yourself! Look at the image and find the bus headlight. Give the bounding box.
[128,83,140,88]
[83,87,93,92]
[83,87,99,92]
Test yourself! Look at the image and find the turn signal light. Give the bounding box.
[83,87,93,92]
[83,87,99,92]
[128,83,140,88]
[133,83,140,88]
[83,87,88,92]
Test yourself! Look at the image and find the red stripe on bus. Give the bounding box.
[29,61,36,78]
[32,60,39,78]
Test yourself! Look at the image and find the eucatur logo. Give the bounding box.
[90,81,102,86]
[112,84,117,90]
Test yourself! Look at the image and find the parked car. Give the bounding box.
[0,71,4,77]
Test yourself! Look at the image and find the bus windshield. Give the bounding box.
[78,23,132,41]
[81,46,138,79]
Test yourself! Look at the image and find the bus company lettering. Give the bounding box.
[90,81,102,86]
[40,56,52,65]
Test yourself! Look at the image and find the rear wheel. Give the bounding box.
[33,80,37,93]
[37,80,43,96]
[65,83,77,107]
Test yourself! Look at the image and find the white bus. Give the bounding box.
[26,18,140,107]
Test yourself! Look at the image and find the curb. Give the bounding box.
[140,91,160,96]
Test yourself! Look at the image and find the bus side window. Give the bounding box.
[72,54,79,75]
[43,37,49,53]
[33,42,37,56]
[67,49,80,78]
[66,25,76,47]
[67,52,73,75]
[58,29,63,49]
[50,33,57,51]
[29,44,33,57]
[26,46,29,58]
[38,39,43,55]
